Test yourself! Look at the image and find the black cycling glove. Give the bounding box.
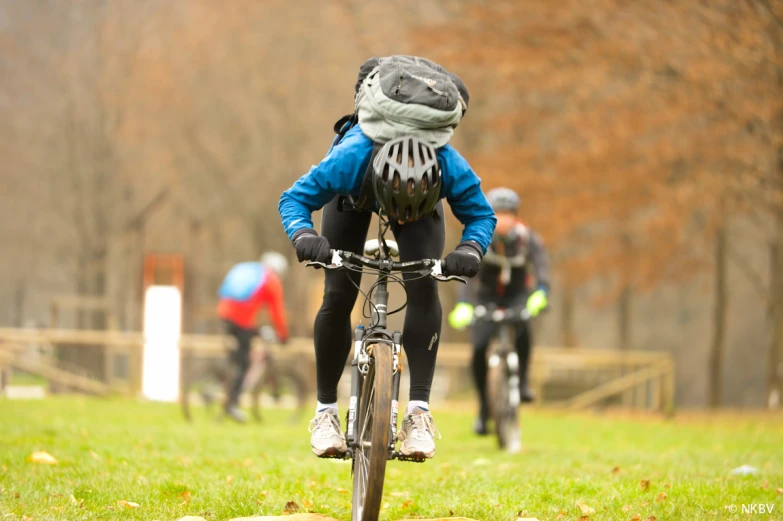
[444,241,482,278]
[292,228,331,263]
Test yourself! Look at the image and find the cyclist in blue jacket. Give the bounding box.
[278,84,496,461]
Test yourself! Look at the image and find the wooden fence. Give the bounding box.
[0,328,675,413]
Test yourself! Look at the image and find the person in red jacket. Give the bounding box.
[217,252,289,422]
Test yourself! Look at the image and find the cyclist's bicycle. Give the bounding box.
[474,303,530,454]
[180,327,307,423]
[306,233,465,521]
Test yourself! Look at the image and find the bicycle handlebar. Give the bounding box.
[305,250,467,284]
[474,303,531,323]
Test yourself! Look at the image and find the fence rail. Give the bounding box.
[0,328,675,413]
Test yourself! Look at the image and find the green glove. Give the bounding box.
[526,289,549,317]
[448,302,474,330]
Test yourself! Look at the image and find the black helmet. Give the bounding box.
[372,136,441,222]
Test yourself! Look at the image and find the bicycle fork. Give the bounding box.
[345,327,403,456]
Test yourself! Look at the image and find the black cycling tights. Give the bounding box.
[314,197,445,404]
[225,320,254,407]
[471,309,533,416]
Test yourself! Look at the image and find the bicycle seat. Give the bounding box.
[364,239,399,258]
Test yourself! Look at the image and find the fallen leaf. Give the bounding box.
[117,500,139,508]
[577,501,595,514]
[306,480,317,488]
[622,505,631,512]
[225,475,234,484]
[630,515,641,521]
[761,480,768,490]
[556,511,567,519]
[89,451,101,461]
[28,451,58,465]
[302,500,312,509]
[283,501,299,514]
[577,516,590,521]
[402,500,414,509]
[179,491,191,506]
[69,495,79,505]
[640,501,649,508]
[612,466,621,474]
[260,490,269,496]
[646,517,658,521]
[336,488,348,494]
[22,516,33,521]
[656,492,667,501]
[664,483,671,489]
[777,487,783,495]
[14,493,21,499]
[639,480,651,491]
[449,510,454,516]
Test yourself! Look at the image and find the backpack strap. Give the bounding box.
[332,113,358,148]
[353,142,384,211]
[338,142,383,213]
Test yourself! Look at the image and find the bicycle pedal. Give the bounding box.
[318,452,351,459]
[316,448,350,460]
[393,451,427,463]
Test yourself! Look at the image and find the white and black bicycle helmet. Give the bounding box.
[486,187,520,213]
[259,251,289,276]
[372,136,441,222]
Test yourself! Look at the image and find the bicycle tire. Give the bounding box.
[351,343,393,521]
[250,366,308,424]
[487,355,520,452]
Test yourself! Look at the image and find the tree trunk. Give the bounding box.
[768,224,783,409]
[708,223,728,408]
[561,284,576,348]
[13,278,27,327]
[617,232,633,350]
[617,286,631,350]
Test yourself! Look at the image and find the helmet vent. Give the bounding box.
[392,172,401,194]
[407,178,415,196]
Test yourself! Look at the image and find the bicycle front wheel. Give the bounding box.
[351,343,393,521]
[487,354,520,453]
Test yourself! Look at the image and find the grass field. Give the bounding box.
[0,398,781,521]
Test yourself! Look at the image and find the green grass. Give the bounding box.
[0,399,781,521]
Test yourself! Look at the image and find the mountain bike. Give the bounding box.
[475,303,530,454]
[306,236,465,521]
[180,327,307,423]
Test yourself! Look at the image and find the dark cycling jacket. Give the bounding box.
[278,125,497,255]
[461,220,550,302]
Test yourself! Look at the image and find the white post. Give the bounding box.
[142,285,181,402]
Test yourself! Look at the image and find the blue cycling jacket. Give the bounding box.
[278,125,497,254]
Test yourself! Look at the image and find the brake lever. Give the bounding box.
[430,260,467,284]
[305,250,344,270]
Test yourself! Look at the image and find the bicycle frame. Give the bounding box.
[345,254,403,456]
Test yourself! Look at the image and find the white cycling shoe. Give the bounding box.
[309,408,348,457]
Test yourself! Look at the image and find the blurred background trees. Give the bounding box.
[1,0,781,407]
